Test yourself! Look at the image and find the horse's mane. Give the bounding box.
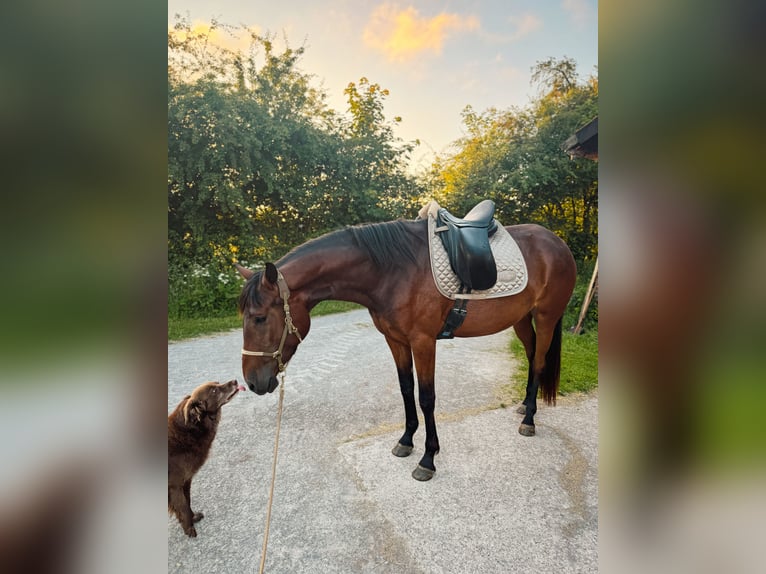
[238,219,423,312]
[345,220,421,270]
[238,270,264,313]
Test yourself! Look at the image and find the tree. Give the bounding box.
[426,58,598,261]
[338,77,421,222]
[168,18,421,271]
[530,56,579,95]
[169,20,344,264]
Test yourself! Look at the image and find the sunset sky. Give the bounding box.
[168,1,598,170]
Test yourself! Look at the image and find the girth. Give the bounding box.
[436,288,468,340]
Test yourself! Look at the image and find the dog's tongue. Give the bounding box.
[237,384,246,392]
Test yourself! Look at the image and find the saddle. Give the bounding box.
[435,200,498,291]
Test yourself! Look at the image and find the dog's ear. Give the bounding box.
[183,399,204,425]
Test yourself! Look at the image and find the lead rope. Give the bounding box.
[258,371,285,574]
[243,271,300,572]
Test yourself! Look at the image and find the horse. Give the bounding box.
[235,215,576,481]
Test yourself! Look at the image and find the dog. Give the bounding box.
[168,379,244,537]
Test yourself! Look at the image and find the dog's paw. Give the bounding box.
[192,512,204,523]
[185,526,197,538]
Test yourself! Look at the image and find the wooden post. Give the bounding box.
[573,258,598,335]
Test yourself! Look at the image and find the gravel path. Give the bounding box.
[168,309,597,573]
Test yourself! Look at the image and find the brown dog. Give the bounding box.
[168,380,244,537]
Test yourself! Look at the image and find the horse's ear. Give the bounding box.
[264,262,279,285]
[235,262,254,280]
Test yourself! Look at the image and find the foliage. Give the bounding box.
[425,57,598,262]
[563,259,599,333]
[168,260,243,319]
[168,18,421,271]
[340,78,423,220]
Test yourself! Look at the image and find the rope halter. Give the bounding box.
[241,270,303,372]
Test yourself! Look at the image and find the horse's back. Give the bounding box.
[506,223,577,301]
[507,224,575,263]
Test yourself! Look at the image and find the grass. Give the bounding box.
[168,315,241,341]
[503,327,598,404]
[168,300,363,341]
[558,328,599,394]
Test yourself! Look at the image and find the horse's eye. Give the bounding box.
[254,316,267,325]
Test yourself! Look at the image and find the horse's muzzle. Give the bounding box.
[246,374,279,395]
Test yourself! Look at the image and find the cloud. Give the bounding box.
[508,12,542,41]
[562,0,593,27]
[363,4,480,62]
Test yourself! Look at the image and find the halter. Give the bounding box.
[241,270,303,372]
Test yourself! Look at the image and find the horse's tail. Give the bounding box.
[540,317,563,406]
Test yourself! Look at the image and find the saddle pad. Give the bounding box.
[425,204,528,300]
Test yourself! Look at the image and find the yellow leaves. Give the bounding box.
[168,20,260,53]
[254,204,274,217]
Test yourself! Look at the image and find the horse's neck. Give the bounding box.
[279,240,379,310]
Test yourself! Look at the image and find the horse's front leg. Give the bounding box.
[385,337,418,457]
[412,338,439,481]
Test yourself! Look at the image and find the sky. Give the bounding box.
[168,0,598,171]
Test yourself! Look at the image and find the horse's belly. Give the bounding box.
[454,296,530,337]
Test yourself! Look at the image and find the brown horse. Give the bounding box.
[236,217,576,481]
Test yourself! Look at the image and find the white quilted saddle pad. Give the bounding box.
[421,201,528,300]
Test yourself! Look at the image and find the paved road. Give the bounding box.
[168,309,597,573]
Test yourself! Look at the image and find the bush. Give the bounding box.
[563,259,599,333]
[168,261,245,319]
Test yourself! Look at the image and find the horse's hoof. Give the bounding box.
[412,464,435,481]
[392,443,413,457]
[516,405,527,415]
[518,423,535,436]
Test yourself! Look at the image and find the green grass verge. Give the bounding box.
[168,315,241,341]
[504,328,598,402]
[168,300,363,341]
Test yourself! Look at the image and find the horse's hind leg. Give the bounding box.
[385,337,418,458]
[513,313,536,415]
[519,313,563,436]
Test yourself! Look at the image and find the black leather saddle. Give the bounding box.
[435,200,498,291]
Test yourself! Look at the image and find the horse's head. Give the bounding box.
[236,262,308,395]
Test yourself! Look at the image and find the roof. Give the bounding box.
[563,116,598,160]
